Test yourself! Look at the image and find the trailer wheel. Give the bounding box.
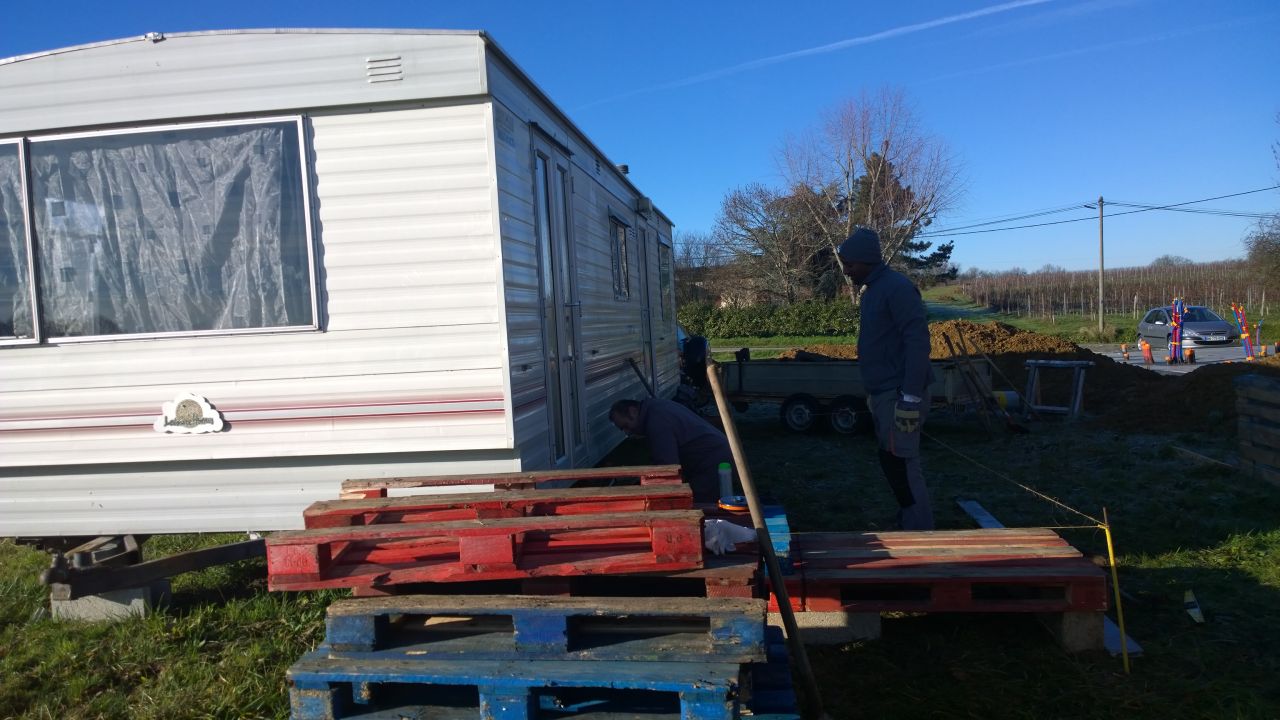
[829,395,872,435]
[780,394,820,433]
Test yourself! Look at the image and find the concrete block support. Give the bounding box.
[50,580,170,621]
[769,610,882,644]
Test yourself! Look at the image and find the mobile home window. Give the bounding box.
[16,118,315,341]
[658,242,673,321]
[610,218,630,301]
[0,141,35,340]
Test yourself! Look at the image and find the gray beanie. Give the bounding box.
[837,226,882,264]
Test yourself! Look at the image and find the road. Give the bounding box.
[1081,341,1265,375]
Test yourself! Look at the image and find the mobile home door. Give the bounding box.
[532,138,585,467]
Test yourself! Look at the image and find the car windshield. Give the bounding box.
[1182,308,1223,323]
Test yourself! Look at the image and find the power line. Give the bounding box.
[919,184,1280,238]
[1103,201,1277,219]
[917,212,1099,237]
[912,203,1090,234]
[674,185,1279,251]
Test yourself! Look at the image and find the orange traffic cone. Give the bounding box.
[1121,343,1130,361]
[1141,341,1154,365]
[1184,348,1196,364]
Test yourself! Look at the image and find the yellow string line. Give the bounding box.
[923,430,1105,526]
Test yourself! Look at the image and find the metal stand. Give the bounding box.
[1023,360,1094,419]
[40,535,265,621]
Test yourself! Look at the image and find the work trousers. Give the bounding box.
[867,390,934,530]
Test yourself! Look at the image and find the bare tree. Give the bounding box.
[673,230,720,306]
[781,87,962,275]
[712,184,827,304]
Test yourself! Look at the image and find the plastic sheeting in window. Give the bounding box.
[0,144,34,339]
[29,121,313,338]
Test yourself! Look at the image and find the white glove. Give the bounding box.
[703,519,758,555]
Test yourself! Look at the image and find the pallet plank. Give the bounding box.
[287,653,741,720]
[1235,374,1280,406]
[307,485,693,528]
[340,465,684,499]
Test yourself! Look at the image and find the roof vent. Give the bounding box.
[143,32,165,43]
[366,55,403,84]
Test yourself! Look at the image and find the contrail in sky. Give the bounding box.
[575,0,1052,110]
[917,13,1270,85]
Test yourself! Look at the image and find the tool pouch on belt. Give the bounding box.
[890,398,922,458]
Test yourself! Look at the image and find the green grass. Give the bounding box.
[0,535,343,720]
[2,409,1279,718]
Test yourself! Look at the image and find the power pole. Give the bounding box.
[1097,195,1105,334]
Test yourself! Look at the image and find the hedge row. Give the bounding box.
[677,300,859,338]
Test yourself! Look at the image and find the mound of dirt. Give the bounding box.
[776,344,858,360]
[1102,354,1280,432]
[928,319,1079,358]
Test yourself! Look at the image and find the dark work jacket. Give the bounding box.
[637,398,733,501]
[856,264,934,399]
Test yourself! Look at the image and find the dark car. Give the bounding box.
[1136,306,1239,346]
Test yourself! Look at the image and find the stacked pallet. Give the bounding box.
[1237,374,1280,488]
[286,594,786,718]
[268,466,796,718]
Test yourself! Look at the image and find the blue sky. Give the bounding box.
[3,0,1277,272]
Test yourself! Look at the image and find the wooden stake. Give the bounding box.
[705,360,827,719]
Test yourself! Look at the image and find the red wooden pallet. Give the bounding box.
[267,510,704,592]
[304,485,693,529]
[769,529,1107,613]
[340,464,684,499]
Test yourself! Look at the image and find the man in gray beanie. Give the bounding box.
[838,226,935,530]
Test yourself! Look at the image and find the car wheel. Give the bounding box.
[780,394,820,433]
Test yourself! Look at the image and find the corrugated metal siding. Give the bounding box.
[487,58,678,468]
[0,104,513,534]
[0,31,487,136]
[492,111,551,469]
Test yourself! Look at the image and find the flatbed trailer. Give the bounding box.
[720,359,989,433]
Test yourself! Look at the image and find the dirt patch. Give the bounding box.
[773,320,1280,433]
[776,344,859,360]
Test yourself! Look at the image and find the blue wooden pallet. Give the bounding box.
[320,594,767,664]
[740,626,800,720]
[288,653,742,719]
[764,507,793,575]
[705,504,792,574]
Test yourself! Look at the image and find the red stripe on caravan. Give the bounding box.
[1,397,505,423]
[0,408,506,433]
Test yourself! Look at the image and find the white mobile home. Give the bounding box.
[0,29,679,538]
